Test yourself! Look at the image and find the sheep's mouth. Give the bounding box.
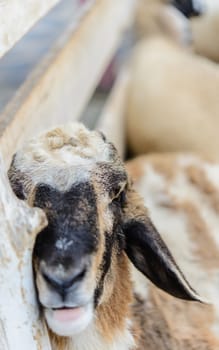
[51,306,80,311]
[51,306,86,323]
[44,302,94,336]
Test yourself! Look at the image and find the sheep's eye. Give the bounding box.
[112,188,126,206]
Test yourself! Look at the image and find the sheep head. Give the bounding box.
[8,123,202,337]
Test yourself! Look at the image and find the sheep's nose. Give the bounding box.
[42,267,87,293]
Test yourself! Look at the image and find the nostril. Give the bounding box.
[73,267,86,283]
[62,268,87,289]
[42,272,61,289]
[42,267,87,291]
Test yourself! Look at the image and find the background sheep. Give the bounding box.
[134,0,195,45]
[139,1,219,64]
[126,152,219,349]
[8,123,203,350]
[192,9,219,62]
[126,0,219,158]
[125,36,219,158]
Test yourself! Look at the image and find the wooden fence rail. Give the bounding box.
[0,157,50,349]
[0,0,135,167]
[0,0,60,59]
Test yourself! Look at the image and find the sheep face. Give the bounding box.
[31,163,128,337]
[8,123,202,338]
[8,124,129,336]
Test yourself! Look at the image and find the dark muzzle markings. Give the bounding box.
[33,181,99,304]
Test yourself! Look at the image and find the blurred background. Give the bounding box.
[1,0,219,161]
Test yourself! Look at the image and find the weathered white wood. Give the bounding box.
[96,70,130,159]
[0,0,61,58]
[0,0,135,168]
[0,156,51,349]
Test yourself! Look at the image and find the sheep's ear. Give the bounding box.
[123,187,203,302]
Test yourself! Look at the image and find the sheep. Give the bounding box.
[126,152,219,349]
[8,122,206,350]
[125,36,219,159]
[191,9,219,62]
[135,0,219,64]
[126,1,219,158]
[134,0,194,45]
[190,0,219,62]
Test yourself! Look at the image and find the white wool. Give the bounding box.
[13,122,112,192]
[68,319,135,350]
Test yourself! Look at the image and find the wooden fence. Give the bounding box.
[0,0,135,348]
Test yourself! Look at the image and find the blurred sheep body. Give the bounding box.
[126,37,219,158]
[8,123,204,350]
[134,0,192,45]
[135,0,219,63]
[192,11,219,62]
[126,152,219,349]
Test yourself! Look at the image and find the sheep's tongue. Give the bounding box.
[53,307,84,322]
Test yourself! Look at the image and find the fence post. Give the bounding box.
[0,156,51,349]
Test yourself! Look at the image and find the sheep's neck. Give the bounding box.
[50,253,137,350]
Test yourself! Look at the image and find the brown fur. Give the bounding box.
[126,153,180,182]
[96,253,133,342]
[125,157,145,182]
[186,165,219,213]
[48,331,69,350]
[132,288,218,350]
[178,200,219,270]
[139,287,218,350]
